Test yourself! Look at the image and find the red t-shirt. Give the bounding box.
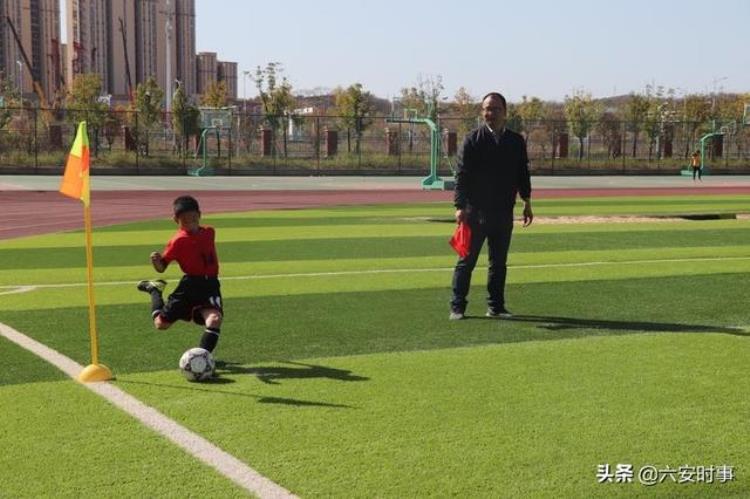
[162,226,219,276]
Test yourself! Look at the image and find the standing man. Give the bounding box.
[690,150,702,181]
[449,92,533,320]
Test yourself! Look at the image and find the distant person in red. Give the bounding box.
[690,150,702,181]
[137,195,223,353]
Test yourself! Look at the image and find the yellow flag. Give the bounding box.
[59,121,90,206]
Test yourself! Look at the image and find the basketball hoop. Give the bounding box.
[199,107,233,131]
[719,122,736,136]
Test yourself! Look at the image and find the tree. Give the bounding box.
[623,92,650,157]
[399,74,444,122]
[511,95,546,146]
[101,107,123,152]
[0,77,21,130]
[199,80,228,108]
[642,85,676,160]
[716,93,750,159]
[129,76,164,156]
[596,111,622,159]
[516,95,545,133]
[505,102,522,133]
[0,77,27,152]
[333,83,373,153]
[172,83,200,154]
[253,62,295,156]
[516,96,547,158]
[452,87,478,137]
[716,93,749,123]
[682,94,711,158]
[564,89,601,160]
[66,73,109,156]
[398,74,444,153]
[541,102,567,159]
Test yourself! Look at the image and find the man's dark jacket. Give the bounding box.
[453,126,532,216]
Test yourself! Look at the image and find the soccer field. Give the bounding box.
[1,195,749,497]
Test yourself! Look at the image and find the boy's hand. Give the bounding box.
[150,252,167,272]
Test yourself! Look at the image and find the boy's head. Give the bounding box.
[173,195,201,229]
[174,195,200,216]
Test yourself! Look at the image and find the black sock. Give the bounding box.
[149,290,164,317]
[200,327,220,352]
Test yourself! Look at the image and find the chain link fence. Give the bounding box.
[1,107,748,174]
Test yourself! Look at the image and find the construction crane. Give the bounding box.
[5,16,54,120]
[118,17,134,103]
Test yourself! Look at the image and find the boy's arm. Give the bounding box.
[150,252,168,273]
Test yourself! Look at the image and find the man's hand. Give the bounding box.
[150,251,167,273]
[455,208,467,224]
[522,200,533,227]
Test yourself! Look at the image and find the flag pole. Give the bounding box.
[78,201,111,382]
[77,196,112,382]
[83,203,99,365]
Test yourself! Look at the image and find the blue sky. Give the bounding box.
[64,0,750,102]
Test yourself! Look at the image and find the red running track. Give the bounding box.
[2,186,750,240]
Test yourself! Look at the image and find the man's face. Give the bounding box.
[482,96,507,129]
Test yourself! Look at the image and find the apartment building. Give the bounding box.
[217,60,236,99]
[0,0,62,103]
[197,52,237,100]
[66,0,196,102]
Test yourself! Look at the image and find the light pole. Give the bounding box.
[165,0,173,112]
[16,60,23,95]
[710,76,728,116]
[242,70,251,113]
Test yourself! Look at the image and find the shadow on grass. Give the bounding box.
[216,360,370,385]
[117,376,355,409]
[486,314,750,337]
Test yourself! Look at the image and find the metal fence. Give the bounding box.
[1,107,748,174]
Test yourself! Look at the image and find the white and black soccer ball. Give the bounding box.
[178,347,215,381]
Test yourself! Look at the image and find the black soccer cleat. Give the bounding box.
[137,279,166,294]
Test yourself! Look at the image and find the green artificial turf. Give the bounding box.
[117,334,750,497]
[0,340,247,497]
[1,195,750,496]
[2,272,748,387]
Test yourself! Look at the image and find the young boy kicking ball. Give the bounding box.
[137,195,223,354]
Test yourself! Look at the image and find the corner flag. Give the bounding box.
[60,121,91,206]
[59,121,112,383]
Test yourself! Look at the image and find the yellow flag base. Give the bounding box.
[78,364,114,383]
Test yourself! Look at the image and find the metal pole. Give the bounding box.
[182,112,187,172]
[16,60,22,93]
[398,122,402,171]
[135,110,139,174]
[165,0,173,113]
[33,106,38,171]
[228,113,233,173]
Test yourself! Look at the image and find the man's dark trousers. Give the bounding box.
[450,211,514,313]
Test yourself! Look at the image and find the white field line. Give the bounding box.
[0,322,297,499]
[1,255,749,291]
[0,286,37,295]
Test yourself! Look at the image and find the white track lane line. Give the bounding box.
[1,255,749,291]
[0,322,296,499]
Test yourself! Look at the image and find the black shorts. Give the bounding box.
[159,275,223,325]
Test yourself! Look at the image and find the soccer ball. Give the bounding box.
[178,347,215,381]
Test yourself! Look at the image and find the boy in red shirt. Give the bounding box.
[137,195,223,353]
